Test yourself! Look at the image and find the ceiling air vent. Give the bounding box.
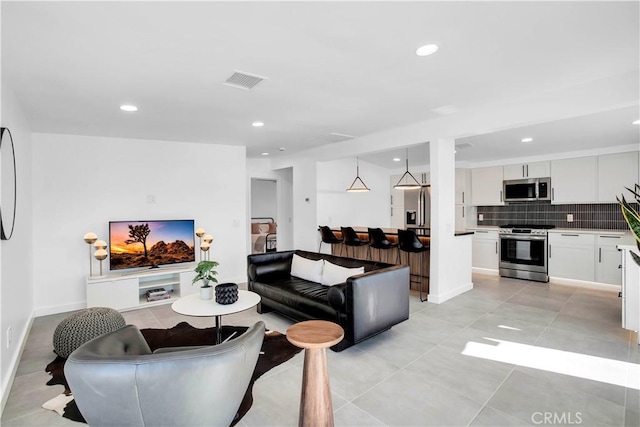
[223,71,268,90]
[327,133,357,143]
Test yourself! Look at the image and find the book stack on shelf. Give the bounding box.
[145,288,171,302]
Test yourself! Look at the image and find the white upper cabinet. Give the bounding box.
[471,166,504,206]
[455,169,470,205]
[503,161,550,180]
[550,156,597,204]
[597,152,639,203]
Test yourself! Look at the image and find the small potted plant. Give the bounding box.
[192,260,219,300]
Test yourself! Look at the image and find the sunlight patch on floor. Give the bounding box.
[462,338,639,390]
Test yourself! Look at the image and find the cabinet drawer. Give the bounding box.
[597,234,626,247]
[549,232,595,246]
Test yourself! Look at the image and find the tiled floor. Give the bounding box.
[2,274,639,426]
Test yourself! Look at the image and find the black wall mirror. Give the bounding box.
[0,127,17,240]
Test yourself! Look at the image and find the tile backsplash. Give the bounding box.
[476,201,638,230]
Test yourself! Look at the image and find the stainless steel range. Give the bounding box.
[498,224,555,282]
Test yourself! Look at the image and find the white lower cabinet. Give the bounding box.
[87,267,196,311]
[596,235,626,285]
[472,230,499,269]
[548,232,632,285]
[620,245,639,335]
[548,233,596,282]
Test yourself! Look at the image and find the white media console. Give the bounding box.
[86,266,197,311]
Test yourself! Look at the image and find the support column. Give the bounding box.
[429,138,473,303]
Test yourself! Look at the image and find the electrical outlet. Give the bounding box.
[479,214,484,221]
[6,325,12,349]
[567,214,574,222]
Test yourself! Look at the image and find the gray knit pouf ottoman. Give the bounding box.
[53,307,126,358]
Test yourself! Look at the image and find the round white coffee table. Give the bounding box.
[171,290,261,344]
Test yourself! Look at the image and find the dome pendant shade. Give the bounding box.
[394,149,422,190]
[346,158,371,192]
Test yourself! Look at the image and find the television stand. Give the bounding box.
[86,266,197,311]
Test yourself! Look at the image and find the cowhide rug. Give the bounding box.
[44,322,302,425]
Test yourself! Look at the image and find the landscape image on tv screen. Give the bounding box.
[109,220,195,270]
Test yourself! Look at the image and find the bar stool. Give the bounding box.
[318,226,344,255]
[341,226,368,259]
[367,228,397,262]
[397,229,430,302]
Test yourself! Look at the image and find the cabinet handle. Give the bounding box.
[549,244,551,258]
[391,207,393,217]
[522,165,525,177]
[599,247,602,263]
[526,164,529,177]
[462,191,465,204]
[500,190,503,202]
[390,195,393,205]
[495,241,498,253]
[552,188,555,201]
[599,235,620,239]
[561,233,580,237]
[462,206,465,218]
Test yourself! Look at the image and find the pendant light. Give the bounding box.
[394,148,422,190]
[346,157,371,192]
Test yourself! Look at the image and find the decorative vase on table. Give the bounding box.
[200,283,213,300]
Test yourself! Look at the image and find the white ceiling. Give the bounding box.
[2,1,639,161]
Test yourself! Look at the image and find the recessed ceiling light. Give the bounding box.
[633,119,640,125]
[252,121,264,127]
[521,137,534,143]
[415,44,439,57]
[120,105,138,112]
[279,147,286,152]
[261,152,269,156]
[393,158,401,162]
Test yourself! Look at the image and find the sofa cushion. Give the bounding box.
[291,254,324,283]
[321,261,364,286]
[251,276,338,320]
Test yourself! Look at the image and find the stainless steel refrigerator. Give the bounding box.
[404,185,431,228]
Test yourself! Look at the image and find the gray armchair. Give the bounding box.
[64,321,265,427]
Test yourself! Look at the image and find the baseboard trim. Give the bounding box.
[472,267,499,276]
[428,281,474,304]
[548,277,621,293]
[1,314,35,415]
[33,301,86,317]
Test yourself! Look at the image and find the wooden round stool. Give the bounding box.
[286,320,344,427]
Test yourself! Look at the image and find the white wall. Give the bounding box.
[317,158,390,229]
[31,134,246,316]
[1,84,34,409]
[292,158,318,252]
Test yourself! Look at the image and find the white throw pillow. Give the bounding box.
[321,261,364,286]
[290,254,324,283]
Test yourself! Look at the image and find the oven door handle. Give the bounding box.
[499,235,547,241]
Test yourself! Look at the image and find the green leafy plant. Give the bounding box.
[617,183,640,266]
[192,260,219,288]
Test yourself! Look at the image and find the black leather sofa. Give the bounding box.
[247,249,410,351]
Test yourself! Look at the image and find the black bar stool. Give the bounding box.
[341,226,368,259]
[397,229,430,302]
[367,228,397,262]
[318,226,344,255]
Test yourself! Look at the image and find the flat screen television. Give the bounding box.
[109,220,195,271]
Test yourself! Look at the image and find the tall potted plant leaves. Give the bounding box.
[617,183,640,266]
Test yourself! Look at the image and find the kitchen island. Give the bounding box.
[326,227,473,297]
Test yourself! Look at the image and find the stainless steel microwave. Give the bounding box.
[503,177,551,202]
